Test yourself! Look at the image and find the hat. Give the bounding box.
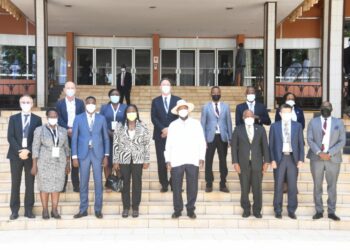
[171,99,195,115]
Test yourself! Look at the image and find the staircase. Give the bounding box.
[0,86,350,230]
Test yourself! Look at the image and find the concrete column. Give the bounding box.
[66,32,74,82]
[322,0,330,101]
[35,0,48,108]
[263,2,276,110]
[152,34,160,86]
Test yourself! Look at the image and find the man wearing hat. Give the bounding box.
[165,100,206,219]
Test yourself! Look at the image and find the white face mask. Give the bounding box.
[247,94,255,102]
[66,89,75,97]
[286,100,295,107]
[178,109,189,118]
[86,104,96,113]
[121,68,126,73]
[110,95,120,104]
[244,117,255,126]
[48,118,58,126]
[161,85,171,95]
[20,103,32,113]
[281,112,292,122]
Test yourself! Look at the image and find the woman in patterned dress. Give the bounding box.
[31,108,70,219]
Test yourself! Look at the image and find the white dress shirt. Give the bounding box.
[65,97,76,128]
[162,94,171,113]
[212,101,221,134]
[21,112,31,131]
[246,101,255,113]
[245,125,254,160]
[320,116,332,152]
[291,108,297,122]
[281,121,292,153]
[164,117,206,168]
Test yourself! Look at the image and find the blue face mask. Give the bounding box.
[110,95,120,104]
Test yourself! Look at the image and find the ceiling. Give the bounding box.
[12,0,303,37]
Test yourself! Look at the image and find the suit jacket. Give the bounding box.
[307,117,346,164]
[235,102,271,126]
[151,95,181,140]
[56,97,85,129]
[200,102,232,143]
[235,47,246,68]
[71,112,109,160]
[269,121,304,165]
[7,113,42,160]
[275,106,305,129]
[116,72,132,91]
[99,103,128,131]
[231,124,270,169]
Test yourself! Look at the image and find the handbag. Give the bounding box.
[106,170,123,192]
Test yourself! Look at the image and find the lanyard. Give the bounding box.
[46,126,59,147]
[111,103,120,121]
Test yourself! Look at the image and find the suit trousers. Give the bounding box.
[239,161,263,214]
[63,137,80,191]
[79,150,103,213]
[120,162,143,210]
[120,88,131,105]
[155,138,170,188]
[273,155,298,214]
[171,164,199,214]
[10,158,35,214]
[310,160,340,214]
[205,134,228,188]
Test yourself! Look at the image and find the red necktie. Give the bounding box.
[321,118,327,151]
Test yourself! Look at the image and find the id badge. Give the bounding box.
[111,121,117,130]
[283,142,290,153]
[22,138,28,148]
[52,147,60,158]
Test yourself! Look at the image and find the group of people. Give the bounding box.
[7,79,346,222]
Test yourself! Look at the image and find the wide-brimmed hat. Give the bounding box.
[171,99,195,115]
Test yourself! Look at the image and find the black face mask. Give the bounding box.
[212,95,221,102]
[320,108,332,118]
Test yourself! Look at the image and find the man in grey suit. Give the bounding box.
[201,86,232,193]
[231,110,270,218]
[307,101,346,221]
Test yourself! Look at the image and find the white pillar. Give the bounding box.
[264,2,276,110]
[322,0,330,101]
[35,0,48,108]
[325,0,344,118]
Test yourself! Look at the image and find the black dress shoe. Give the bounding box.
[73,211,88,219]
[9,213,19,220]
[73,187,80,193]
[253,213,262,219]
[187,212,196,219]
[132,210,139,218]
[160,186,168,193]
[205,186,213,193]
[275,213,282,219]
[312,212,323,220]
[220,186,230,193]
[171,212,181,219]
[242,211,251,218]
[328,213,341,221]
[95,211,103,219]
[122,209,129,218]
[288,213,297,219]
[24,211,36,219]
[51,210,61,219]
[42,209,50,220]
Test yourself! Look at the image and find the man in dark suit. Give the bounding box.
[116,64,132,105]
[7,95,42,220]
[231,109,270,218]
[151,78,181,192]
[235,86,271,126]
[56,81,85,192]
[269,104,304,219]
[235,43,246,86]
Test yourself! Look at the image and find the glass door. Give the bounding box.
[115,49,132,84]
[179,50,196,86]
[77,48,93,85]
[199,50,215,86]
[135,49,151,86]
[95,49,112,85]
[217,50,234,86]
[161,50,177,84]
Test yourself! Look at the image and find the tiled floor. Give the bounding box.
[0,229,349,249]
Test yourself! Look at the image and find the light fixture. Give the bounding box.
[149,6,156,9]
[225,7,234,10]
[64,4,72,8]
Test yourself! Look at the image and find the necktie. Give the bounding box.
[23,114,29,138]
[164,97,168,113]
[121,73,125,86]
[89,117,94,131]
[215,103,220,117]
[321,118,327,151]
[284,122,291,151]
[249,103,254,112]
[247,125,253,143]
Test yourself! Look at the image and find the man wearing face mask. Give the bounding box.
[307,102,346,221]
[201,86,232,193]
[151,78,181,192]
[231,110,270,218]
[269,104,304,219]
[165,100,206,219]
[235,86,271,126]
[117,64,132,105]
[71,96,110,219]
[7,95,42,220]
[56,81,85,192]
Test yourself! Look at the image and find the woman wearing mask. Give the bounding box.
[275,92,305,130]
[113,105,151,218]
[31,108,70,219]
[100,89,127,190]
